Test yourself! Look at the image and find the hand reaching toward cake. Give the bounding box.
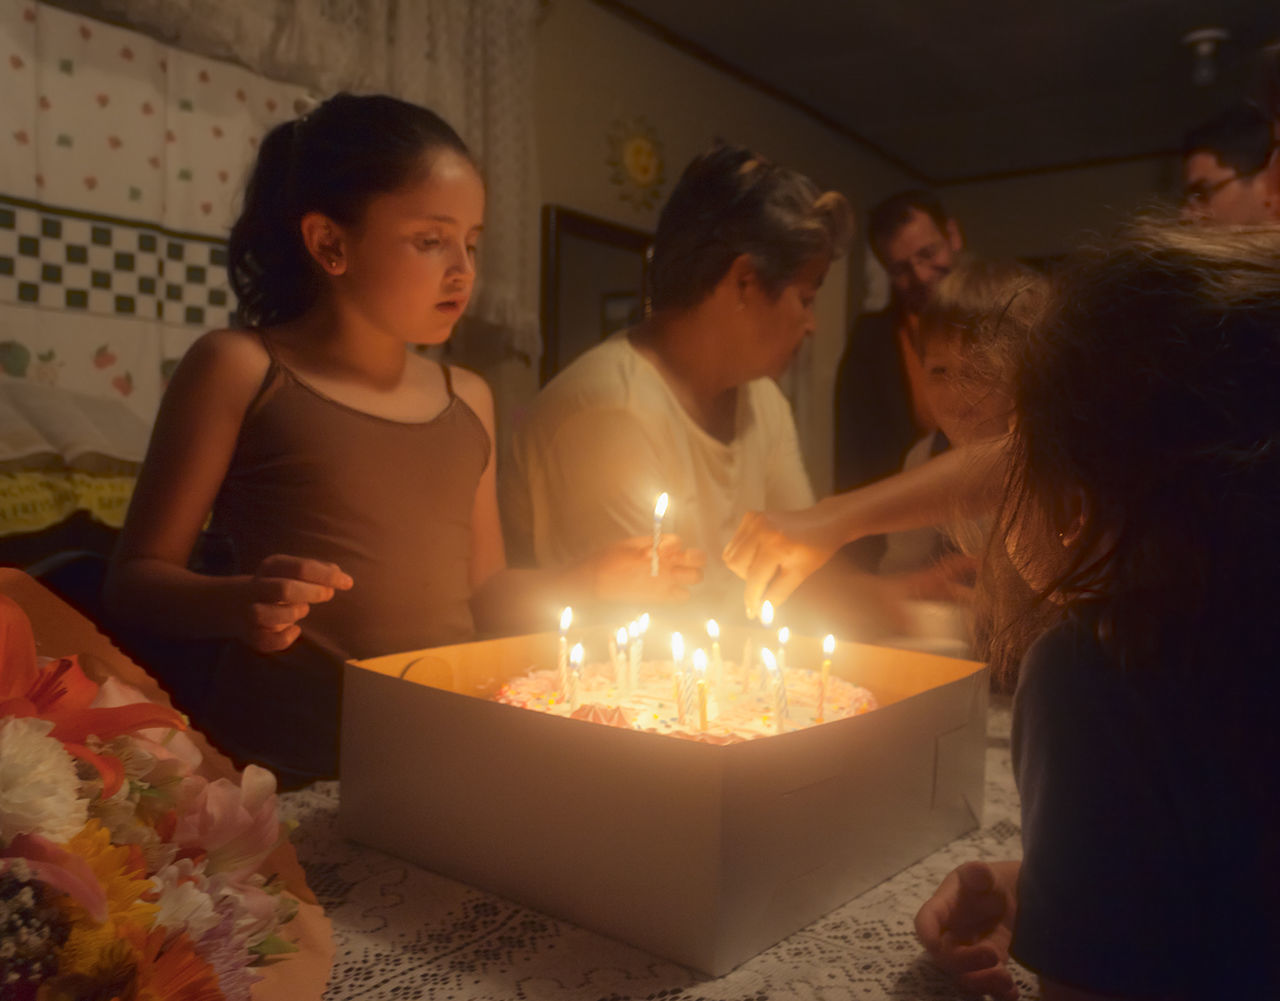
[242,554,353,652]
[723,500,848,617]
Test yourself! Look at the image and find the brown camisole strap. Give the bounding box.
[441,362,456,399]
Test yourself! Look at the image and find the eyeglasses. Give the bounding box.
[1182,148,1277,207]
[1182,174,1246,207]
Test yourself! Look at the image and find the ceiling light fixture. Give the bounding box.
[1183,27,1231,87]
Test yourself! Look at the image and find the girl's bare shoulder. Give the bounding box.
[168,327,274,412]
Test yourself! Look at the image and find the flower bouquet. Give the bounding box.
[0,573,331,1001]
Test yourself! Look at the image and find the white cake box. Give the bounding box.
[339,626,987,976]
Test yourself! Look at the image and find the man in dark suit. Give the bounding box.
[834,190,964,570]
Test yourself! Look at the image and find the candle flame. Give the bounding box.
[559,606,573,632]
[693,648,708,675]
[570,642,584,666]
[653,491,669,519]
[638,612,650,632]
[671,631,685,663]
[760,647,778,673]
[823,633,836,656]
[628,619,640,639]
[706,618,719,639]
[778,626,790,645]
[760,600,774,627]
[617,626,629,646]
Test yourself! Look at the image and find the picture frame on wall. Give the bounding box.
[541,206,651,385]
[600,292,643,339]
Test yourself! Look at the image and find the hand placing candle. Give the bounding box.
[651,491,669,576]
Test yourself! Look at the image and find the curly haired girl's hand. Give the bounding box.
[722,501,847,618]
[915,859,1021,1001]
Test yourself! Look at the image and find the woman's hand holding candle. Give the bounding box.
[587,534,705,604]
[651,491,669,576]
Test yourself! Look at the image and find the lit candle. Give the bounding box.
[777,625,790,675]
[760,647,788,734]
[818,633,835,724]
[693,648,709,731]
[628,619,641,690]
[558,606,573,692]
[568,642,584,711]
[651,492,669,576]
[615,626,630,689]
[637,612,650,664]
[671,631,686,724]
[749,600,773,691]
[706,619,723,697]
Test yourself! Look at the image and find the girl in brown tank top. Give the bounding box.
[106,94,703,787]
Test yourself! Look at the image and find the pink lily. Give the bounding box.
[1,831,109,923]
[173,765,281,882]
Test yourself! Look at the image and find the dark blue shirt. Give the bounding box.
[1011,616,1278,998]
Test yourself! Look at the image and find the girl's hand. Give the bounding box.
[722,500,847,618]
[914,859,1021,1001]
[591,534,706,604]
[242,554,354,652]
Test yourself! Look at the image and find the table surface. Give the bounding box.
[281,697,1039,1001]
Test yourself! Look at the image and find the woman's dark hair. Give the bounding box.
[647,144,853,313]
[228,93,474,328]
[983,217,1280,682]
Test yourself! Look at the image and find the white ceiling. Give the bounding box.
[603,0,1280,182]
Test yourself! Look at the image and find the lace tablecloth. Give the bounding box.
[281,698,1037,1001]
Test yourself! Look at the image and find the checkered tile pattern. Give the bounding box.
[0,197,232,327]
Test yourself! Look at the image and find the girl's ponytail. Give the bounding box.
[228,120,317,328]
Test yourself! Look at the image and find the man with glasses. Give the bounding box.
[1182,102,1279,224]
[833,189,964,569]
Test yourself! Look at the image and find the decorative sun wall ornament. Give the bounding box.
[607,116,665,211]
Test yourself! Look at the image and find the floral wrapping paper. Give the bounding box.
[0,567,334,999]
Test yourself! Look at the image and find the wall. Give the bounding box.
[938,155,1181,260]
[529,0,913,496]
[516,0,1180,503]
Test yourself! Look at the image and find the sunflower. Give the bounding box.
[54,820,157,977]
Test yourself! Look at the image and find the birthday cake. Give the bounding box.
[493,654,877,743]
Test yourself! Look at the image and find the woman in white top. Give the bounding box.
[510,144,891,628]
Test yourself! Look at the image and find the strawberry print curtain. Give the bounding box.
[0,2,310,539]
